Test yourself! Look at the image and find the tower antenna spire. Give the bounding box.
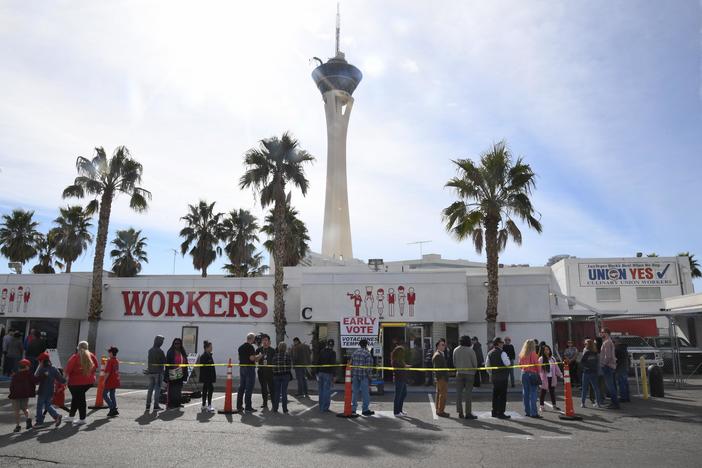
[335,2,341,56]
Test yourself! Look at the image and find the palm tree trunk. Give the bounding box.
[485,218,499,343]
[273,197,287,345]
[66,261,72,273]
[87,192,113,352]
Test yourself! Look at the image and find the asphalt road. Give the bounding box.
[1,383,701,467]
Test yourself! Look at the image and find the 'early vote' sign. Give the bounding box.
[340,316,379,348]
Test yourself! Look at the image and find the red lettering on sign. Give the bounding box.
[147,291,166,317]
[645,268,653,279]
[186,292,206,317]
[122,291,148,316]
[249,291,268,318]
[227,291,249,317]
[166,291,185,316]
[207,291,228,317]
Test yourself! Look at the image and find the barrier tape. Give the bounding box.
[118,360,560,372]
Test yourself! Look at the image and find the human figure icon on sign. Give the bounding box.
[0,288,7,315]
[347,289,362,316]
[9,288,15,311]
[364,286,374,316]
[407,287,416,317]
[398,286,406,316]
[376,288,385,318]
[388,288,395,317]
[16,286,23,314]
[23,287,31,313]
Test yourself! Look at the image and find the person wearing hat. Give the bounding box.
[34,351,65,427]
[103,346,121,417]
[316,339,337,413]
[486,337,512,420]
[9,358,37,432]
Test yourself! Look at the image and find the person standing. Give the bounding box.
[5,331,23,376]
[538,344,563,412]
[433,339,450,417]
[256,334,275,409]
[472,337,486,386]
[519,339,540,418]
[291,337,311,397]
[580,339,602,408]
[164,338,189,410]
[563,340,579,386]
[146,335,166,411]
[237,333,260,412]
[411,338,423,385]
[25,329,46,373]
[34,352,65,427]
[103,346,121,417]
[64,341,98,425]
[317,339,337,413]
[350,339,375,416]
[2,328,14,375]
[9,359,37,432]
[424,343,435,386]
[487,337,511,419]
[614,337,630,402]
[198,340,216,413]
[503,337,516,388]
[599,328,620,409]
[453,335,478,419]
[391,340,411,416]
[271,342,292,413]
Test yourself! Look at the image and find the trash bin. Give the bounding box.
[648,365,664,397]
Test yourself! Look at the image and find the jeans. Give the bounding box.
[521,373,538,416]
[394,380,408,414]
[601,366,620,406]
[146,373,162,409]
[581,372,602,405]
[237,367,256,410]
[318,373,333,412]
[455,374,474,415]
[295,367,308,395]
[272,374,290,412]
[103,388,117,411]
[68,384,91,420]
[36,396,59,423]
[351,375,370,413]
[616,368,630,401]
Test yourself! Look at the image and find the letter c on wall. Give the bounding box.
[301,307,312,320]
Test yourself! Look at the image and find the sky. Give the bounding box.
[0,0,700,290]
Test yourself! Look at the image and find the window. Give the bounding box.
[596,288,620,302]
[636,287,661,301]
[181,326,198,354]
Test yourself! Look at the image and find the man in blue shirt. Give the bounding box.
[350,339,375,416]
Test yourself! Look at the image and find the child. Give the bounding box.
[9,358,37,432]
[34,352,66,427]
[103,346,121,417]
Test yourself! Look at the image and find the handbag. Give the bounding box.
[168,367,183,381]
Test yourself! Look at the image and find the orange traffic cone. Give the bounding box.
[89,356,108,409]
[559,360,583,421]
[218,358,238,414]
[53,380,68,411]
[337,364,359,418]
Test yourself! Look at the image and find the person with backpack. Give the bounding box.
[198,340,216,413]
[34,352,65,427]
[103,347,121,417]
[9,359,37,432]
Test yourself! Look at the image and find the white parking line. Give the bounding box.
[427,393,438,420]
[116,390,147,396]
[184,395,226,408]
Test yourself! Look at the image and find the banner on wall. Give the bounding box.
[340,316,379,348]
[578,262,678,287]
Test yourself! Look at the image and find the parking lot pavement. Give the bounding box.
[1,385,701,467]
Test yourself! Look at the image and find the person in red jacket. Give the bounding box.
[103,346,121,417]
[64,341,98,425]
[9,358,37,432]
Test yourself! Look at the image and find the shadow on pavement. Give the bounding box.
[196,411,215,423]
[135,410,160,426]
[157,409,185,422]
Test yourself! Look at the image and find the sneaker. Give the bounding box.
[282,409,289,414]
[13,425,21,432]
[362,410,375,416]
[207,406,215,413]
[458,414,464,419]
[26,418,33,430]
[201,405,208,413]
[73,419,87,426]
[244,408,257,413]
[496,414,511,420]
[530,414,543,419]
[539,405,544,413]
[55,415,62,428]
[465,414,478,420]
[153,406,162,411]
[437,412,450,418]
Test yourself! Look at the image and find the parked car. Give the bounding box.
[645,336,702,375]
[611,335,664,374]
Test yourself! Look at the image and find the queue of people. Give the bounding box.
[2,328,49,376]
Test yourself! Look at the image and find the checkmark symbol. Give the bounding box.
[657,264,670,279]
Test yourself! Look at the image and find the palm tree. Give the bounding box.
[63,146,151,350]
[52,205,93,273]
[0,209,42,272]
[442,141,542,342]
[221,209,266,277]
[110,228,148,277]
[179,201,224,278]
[261,203,310,267]
[678,252,702,279]
[240,132,314,343]
[32,231,64,274]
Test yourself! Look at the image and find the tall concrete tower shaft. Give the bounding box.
[311,9,362,261]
